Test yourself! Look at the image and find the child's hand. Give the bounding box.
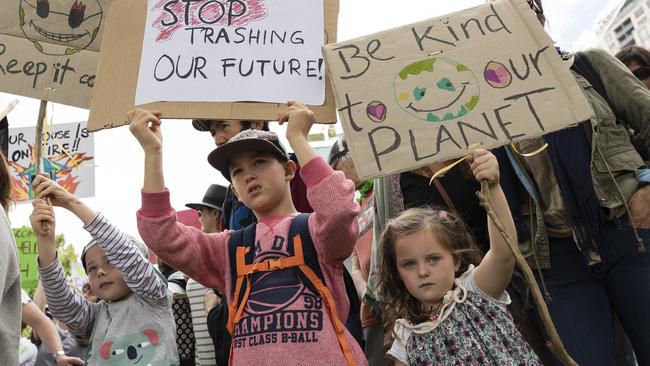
[277,101,314,142]
[127,108,162,153]
[30,198,55,239]
[468,149,499,188]
[32,175,76,208]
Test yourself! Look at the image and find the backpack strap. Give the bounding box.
[226,214,357,365]
[226,223,257,335]
[290,213,364,349]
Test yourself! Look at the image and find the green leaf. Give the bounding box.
[19,6,25,26]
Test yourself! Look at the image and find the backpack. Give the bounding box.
[571,51,649,161]
[226,213,363,365]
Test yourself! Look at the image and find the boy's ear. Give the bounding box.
[284,160,297,181]
[230,184,240,200]
[250,121,265,130]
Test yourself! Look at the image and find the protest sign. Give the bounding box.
[0,0,112,108]
[177,209,201,230]
[14,226,38,289]
[135,0,325,105]
[8,121,94,201]
[87,0,339,132]
[322,0,594,180]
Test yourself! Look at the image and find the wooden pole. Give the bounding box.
[476,180,578,366]
[34,100,50,233]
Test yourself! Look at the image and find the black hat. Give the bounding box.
[192,119,213,131]
[186,184,228,211]
[207,129,289,182]
[328,138,349,168]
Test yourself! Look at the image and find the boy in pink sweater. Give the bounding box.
[129,102,367,366]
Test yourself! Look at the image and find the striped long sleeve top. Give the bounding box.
[38,212,179,365]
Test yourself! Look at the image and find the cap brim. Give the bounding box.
[185,202,223,211]
[208,139,288,181]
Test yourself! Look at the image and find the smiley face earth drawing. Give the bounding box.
[19,0,103,56]
[394,57,480,122]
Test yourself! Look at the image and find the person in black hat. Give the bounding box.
[186,184,228,233]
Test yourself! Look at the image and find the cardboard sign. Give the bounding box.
[136,0,325,106]
[88,0,339,132]
[322,0,594,180]
[8,121,95,201]
[0,0,113,108]
[14,226,38,289]
[177,209,201,230]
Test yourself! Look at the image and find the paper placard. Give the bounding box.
[88,0,339,132]
[14,226,38,289]
[8,121,95,201]
[135,0,325,105]
[322,0,594,180]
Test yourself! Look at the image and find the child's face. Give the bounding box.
[229,151,293,215]
[85,245,133,302]
[394,229,460,310]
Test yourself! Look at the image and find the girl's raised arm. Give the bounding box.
[470,149,517,299]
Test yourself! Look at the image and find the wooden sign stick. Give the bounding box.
[34,100,50,233]
[476,180,578,366]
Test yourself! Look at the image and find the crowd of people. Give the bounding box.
[1,0,650,365]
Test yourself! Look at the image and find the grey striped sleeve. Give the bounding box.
[38,258,96,338]
[84,212,167,300]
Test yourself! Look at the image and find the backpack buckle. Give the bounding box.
[267,258,283,270]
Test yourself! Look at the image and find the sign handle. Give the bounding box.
[476,180,578,366]
[34,100,50,233]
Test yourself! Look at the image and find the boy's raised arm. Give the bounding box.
[127,108,165,193]
[278,101,360,263]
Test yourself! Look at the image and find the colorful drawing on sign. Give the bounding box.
[18,0,103,55]
[394,57,480,122]
[366,101,386,123]
[151,0,268,42]
[14,226,39,289]
[484,61,512,88]
[9,144,93,200]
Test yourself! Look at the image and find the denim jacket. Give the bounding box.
[502,48,650,269]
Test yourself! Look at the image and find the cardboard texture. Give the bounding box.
[322,0,594,180]
[0,0,112,108]
[88,0,339,132]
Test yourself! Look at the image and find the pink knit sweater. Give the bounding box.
[137,157,367,365]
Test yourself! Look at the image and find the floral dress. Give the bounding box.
[388,267,541,365]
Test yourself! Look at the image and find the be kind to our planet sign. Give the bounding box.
[322,0,594,180]
[135,0,325,105]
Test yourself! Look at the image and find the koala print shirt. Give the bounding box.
[137,157,368,366]
[39,213,179,365]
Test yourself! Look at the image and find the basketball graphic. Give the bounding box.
[245,253,306,315]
